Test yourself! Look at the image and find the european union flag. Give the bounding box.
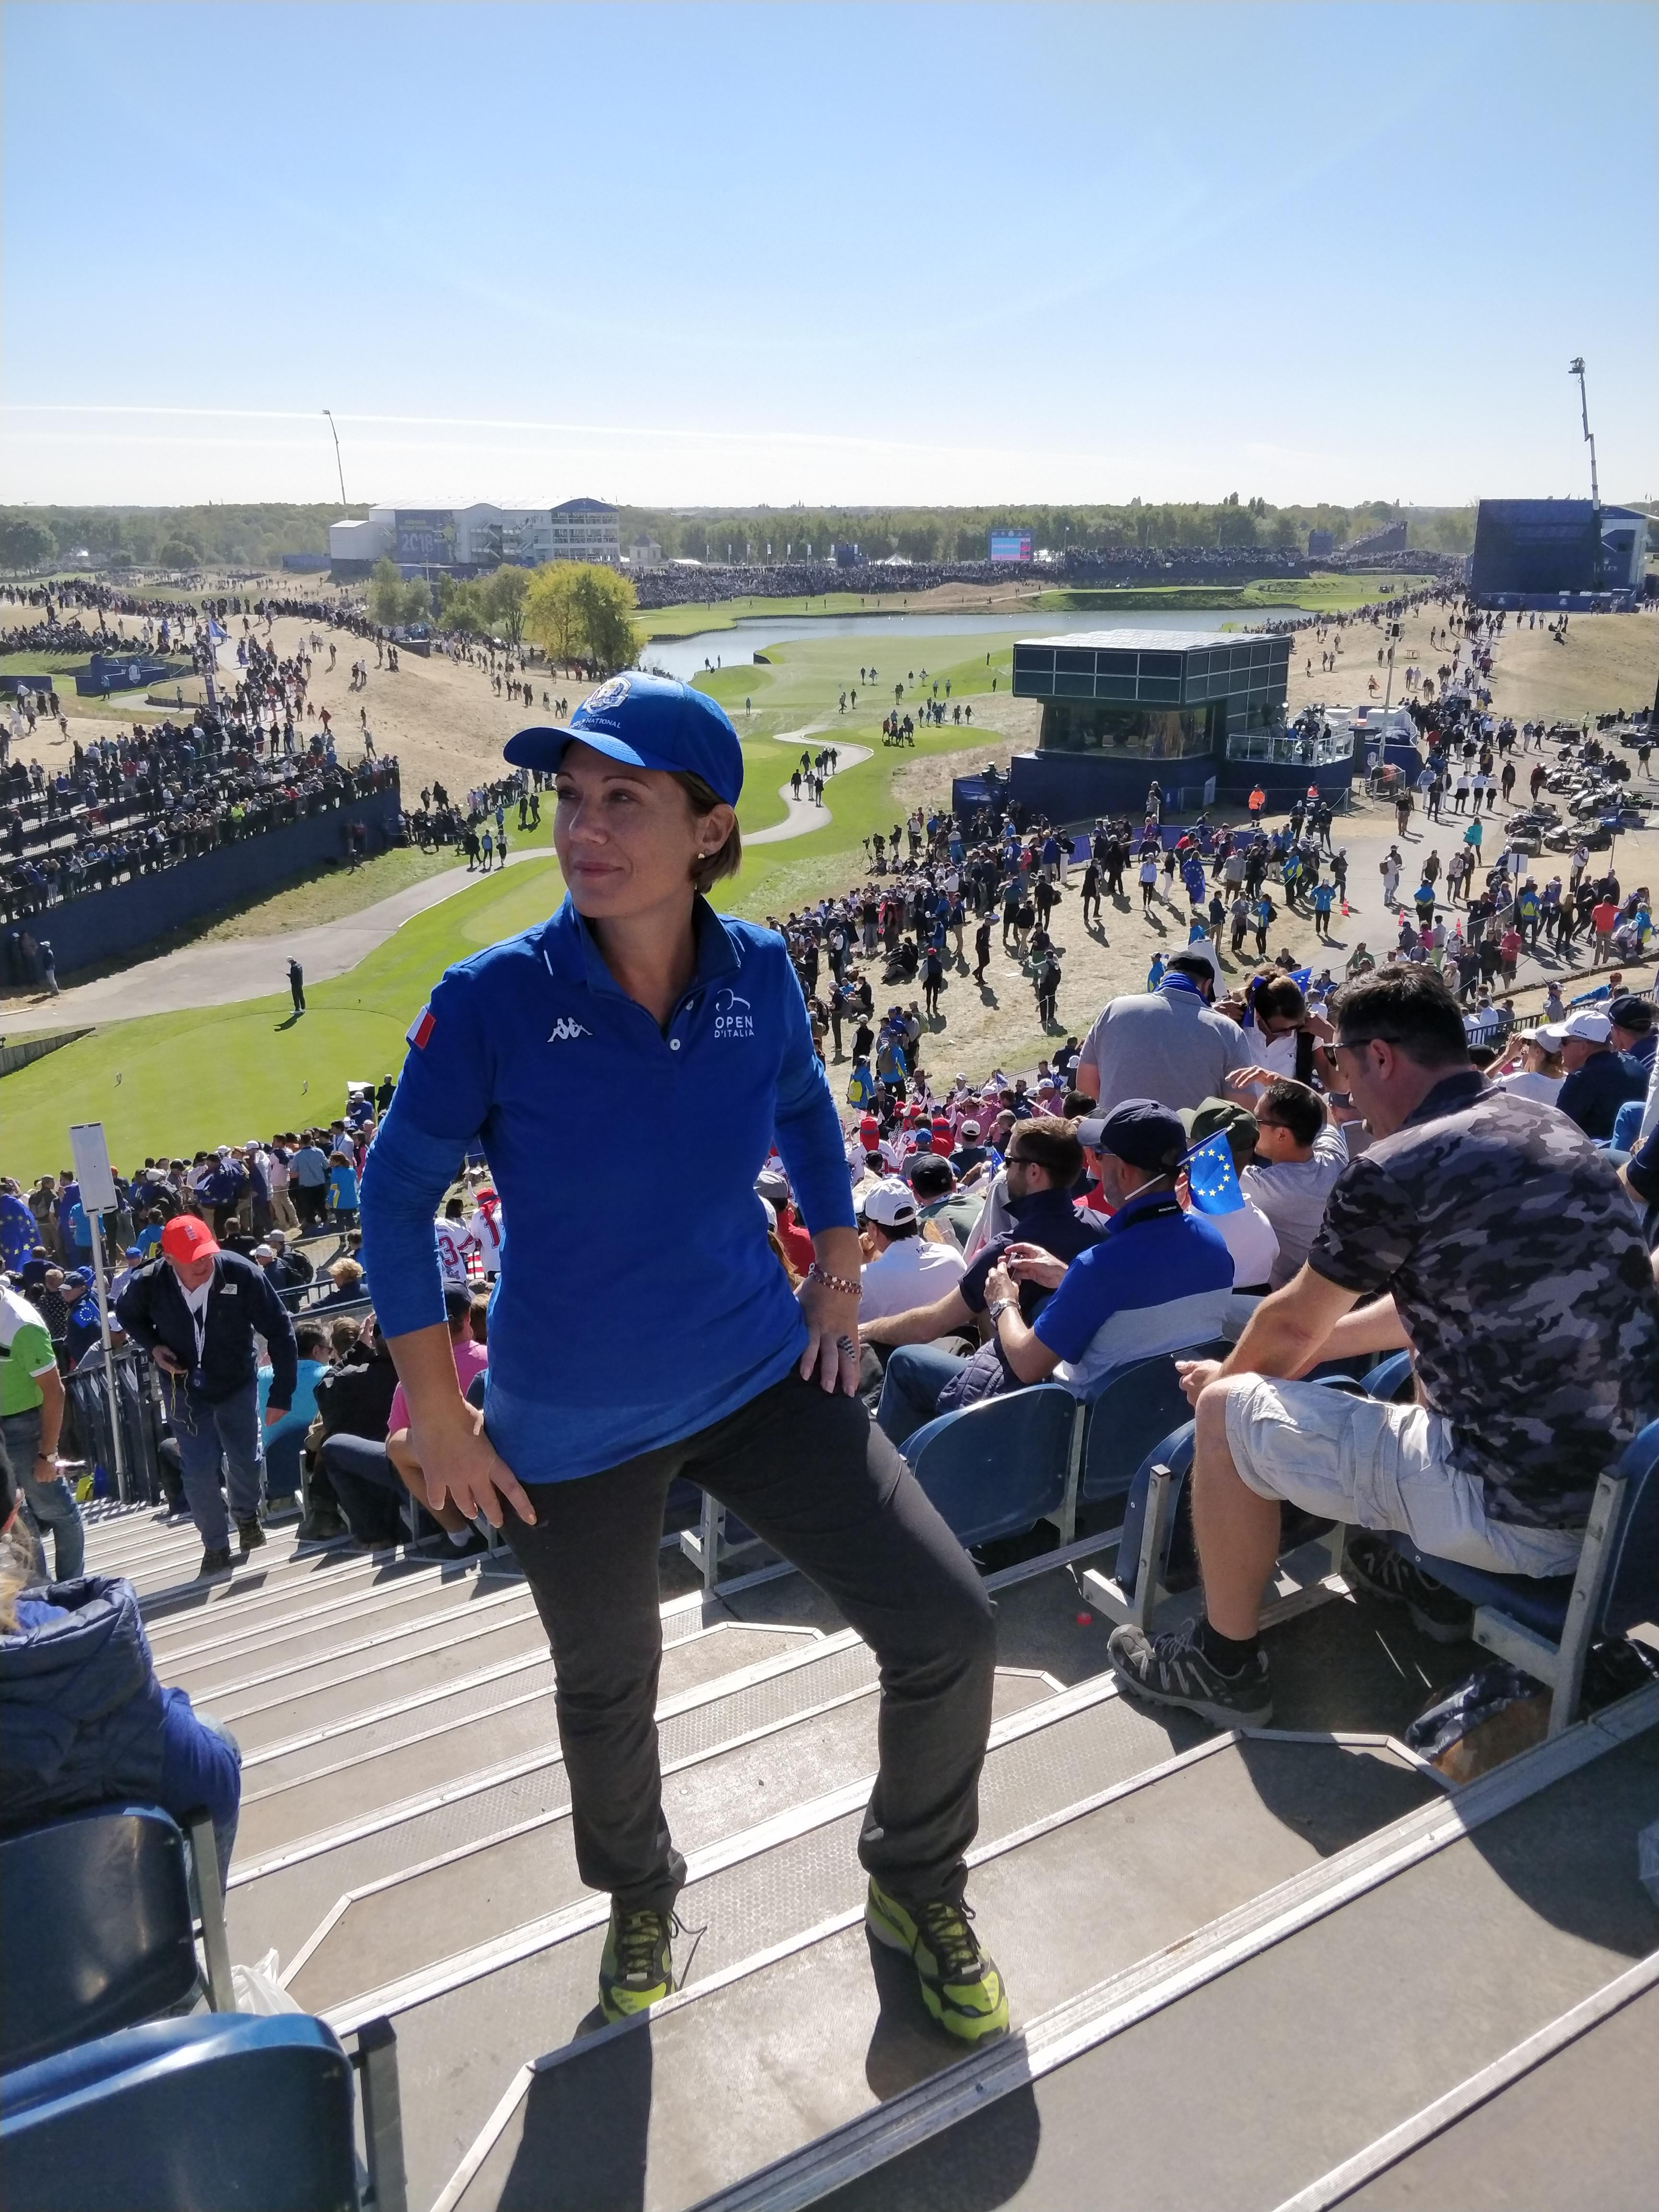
[1185,1132,1244,1215]
[0,1191,37,1271]
[1289,966,1312,992]
[206,617,228,642]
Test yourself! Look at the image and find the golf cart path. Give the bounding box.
[746,729,871,845]
[0,847,559,1033]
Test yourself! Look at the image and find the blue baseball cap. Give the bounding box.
[1076,1098,1186,1172]
[504,673,743,806]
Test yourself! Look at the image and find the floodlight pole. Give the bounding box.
[324,410,348,507]
[1567,359,1599,508]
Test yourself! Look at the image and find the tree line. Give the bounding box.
[614,498,1479,563]
[0,496,1481,581]
[368,557,640,672]
[0,504,361,574]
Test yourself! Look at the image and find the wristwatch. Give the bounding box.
[988,1298,1015,1322]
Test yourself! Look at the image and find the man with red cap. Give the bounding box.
[116,1216,298,1576]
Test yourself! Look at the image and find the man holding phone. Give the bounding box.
[116,1216,297,1576]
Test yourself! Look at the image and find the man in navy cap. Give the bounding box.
[976,1100,1234,1399]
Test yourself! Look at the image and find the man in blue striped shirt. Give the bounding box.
[981,1101,1233,1395]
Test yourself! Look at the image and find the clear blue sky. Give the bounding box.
[3,1,1653,510]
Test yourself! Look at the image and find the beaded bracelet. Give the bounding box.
[805,1261,862,1300]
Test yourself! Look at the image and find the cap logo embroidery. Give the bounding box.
[581,676,631,716]
[548,1017,593,1043]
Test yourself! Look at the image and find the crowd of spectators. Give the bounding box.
[0,722,400,957]
[627,546,1375,613]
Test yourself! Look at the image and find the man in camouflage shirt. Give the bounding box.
[1106,968,1659,1728]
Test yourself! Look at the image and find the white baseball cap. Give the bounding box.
[862,1177,919,1229]
[1562,1010,1612,1043]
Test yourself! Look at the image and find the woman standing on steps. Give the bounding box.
[361,673,1007,2045]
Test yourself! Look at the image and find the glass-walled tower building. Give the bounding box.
[1001,627,1354,817]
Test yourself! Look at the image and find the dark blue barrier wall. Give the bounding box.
[998,748,1357,824]
[5,782,403,981]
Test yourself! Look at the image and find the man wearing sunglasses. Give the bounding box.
[1108,967,1659,1729]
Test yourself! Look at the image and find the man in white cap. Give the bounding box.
[1553,1010,1647,1140]
[859,1178,965,1322]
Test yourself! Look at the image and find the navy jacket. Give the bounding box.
[1556,1048,1647,1142]
[0,1576,167,1832]
[115,1248,298,1411]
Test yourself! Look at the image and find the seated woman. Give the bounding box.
[325,1288,488,1553]
[315,1256,367,1307]
[0,1460,241,1888]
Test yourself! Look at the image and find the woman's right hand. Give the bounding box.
[415,1402,536,1529]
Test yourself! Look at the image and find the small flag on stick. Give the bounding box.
[1184,1132,1244,1215]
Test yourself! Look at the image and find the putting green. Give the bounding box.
[3,629,1026,1177]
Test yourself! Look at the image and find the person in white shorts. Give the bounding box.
[1106,968,1659,1730]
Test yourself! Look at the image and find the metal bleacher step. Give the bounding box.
[673,1686,1659,2212]
[432,1725,1444,2212]
[158,1574,540,1699]
[283,1664,1058,2020]
[1284,1965,1659,2212]
[204,1592,560,1749]
[321,1674,1213,2212]
[226,1623,932,1969]
[234,1620,822,1862]
[145,1553,527,1679]
[141,1540,520,1636]
[134,1529,369,1609]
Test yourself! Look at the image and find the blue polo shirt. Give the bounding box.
[1032,1187,1233,1397]
[361,895,854,1484]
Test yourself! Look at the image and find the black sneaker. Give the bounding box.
[295,1510,346,1544]
[1108,1620,1274,1727]
[1346,1534,1474,1644]
[598,1906,678,2023]
[236,1517,266,1555]
[198,1546,233,1577]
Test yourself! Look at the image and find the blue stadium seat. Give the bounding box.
[903,1384,1077,1551]
[1075,1340,1232,1524]
[1360,1350,1416,1402]
[0,2013,359,2212]
[664,1474,704,1533]
[0,1804,231,2073]
[262,1417,306,1508]
[1383,1420,1658,1733]
[1099,1422,1197,1623]
[1087,1402,1348,1635]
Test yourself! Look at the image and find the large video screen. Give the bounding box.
[989,530,1033,563]
[1471,501,1600,596]
[394,509,457,565]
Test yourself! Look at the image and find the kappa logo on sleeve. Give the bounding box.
[407,1007,436,1050]
[713,987,755,1040]
[547,1017,593,1043]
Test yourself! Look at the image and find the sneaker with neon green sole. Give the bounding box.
[865,1879,1009,2044]
[598,1904,676,2023]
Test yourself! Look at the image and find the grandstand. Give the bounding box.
[6,1358,1654,2212]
